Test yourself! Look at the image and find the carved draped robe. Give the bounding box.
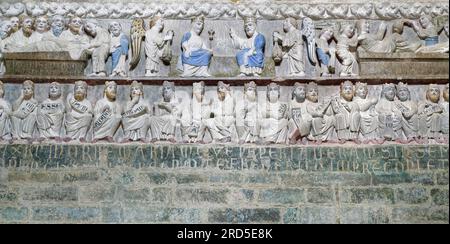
[122,99,150,141]
[332,97,360,141]
[375,98,403,140]
[110,33,129,75]
[353,97,378,140]
[202,95,235,142]
[305,100,335,141]
[178,31,212,77]
[259,101,289,144]
[238,99,259,143]
[151,98,183,140]
[397,100,418,139]
[145,29,165,74]
[282,29,304,75]
[2,30,42,51]
[289,100,313,138]
[233,32,266,75]
[59,30,90,59]
[11,98,38,139]
[88,28,111,74]
[441,101,449,135]
[184,97,211,141]
[418,100,443,138]
[0,98,12,138]
[36,98,65,138]
[64,94,93,140]
[93,98,122,140]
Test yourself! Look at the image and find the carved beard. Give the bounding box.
[69,25,81,35]
[49,93,61,100]
[74,92,85,101]
[52,26,64,37]
[22,26,33,37]
[246,91,257,102]
[105,91,116,101]
[307,94,318,103]
[11,26,19,33]
[341,92,353,102]
[427,93,440,103]
[193,92,203,102]
[218,91,226,101]
[23,92,33,100]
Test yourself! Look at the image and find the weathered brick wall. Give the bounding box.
[0,143,448,224]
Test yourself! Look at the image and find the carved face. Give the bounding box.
[105,84,117,101]
[355,84,368,99]
[245,21,256,37]
[293,86,306,102]
[268,85,280,103]
[427,86,440,103]
[131,86,142,98]
[69,17,83,33]
[10,17,19,32]
[383,86,395,101]
[321,29,333,41]
[306,87,319,103]
[397,88,410,102]
[155,18,164,32]
[444,86,449,102]
[22,17,34,35]
[444,23,449,37]
[245,86,257,102]
[217,85,228,101]
[192,20,204,35]
[49,83,61,100]
[343,25,355,38]
[0,21,12,39]
[84,22,97,37]
[109,21,121,37]
[35,16,49,33]
[419,16,431,28]
[340,83,354,101]
[74,84,87,101]
[283,19,291,33]
[23,84,34,100]
[163,85,174,101]
[193,85,204,101]
[51,15,65,36]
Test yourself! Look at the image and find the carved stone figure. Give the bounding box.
[0,20,12,75]
[199,81,235,143]
[230,17,266,77]
[93,81,122,142]
[288,83,313,144]
[59,17,90,59]
[178,16,213,77]
[416,20,449,53]
[259,83,289,144]
[144,17,174,77]
[3,16,40,51]
[238,81,260,143]
[353,82,378,143]
[11,80,38,140]
[375,83,402,142]
[108,21,129,77]
[122,81,151,142]
[0,81,12,140]
[183,81,212,143]
[34,15,50,40]
[389,19,422,53]
[418,84,443,140]
[440,84,449,143]
[150,81,183,142]
[357,20,396,53]
[316,26,336,77]
[395,82,419,143]
[304,82,334,143]
[49,15,65,38]
[330,81,360,143]
[336,23,358,77]
[36,82,65,140]
[406,15,440,47]
[84,20,111,77]
[9,17,19,34]
[64,80,93,142]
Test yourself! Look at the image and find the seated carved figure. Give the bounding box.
[357,20,396,53]
[36,82,65,141]
[64,80,93,142]
[375,83,403,143]
[122,81,151,142]
[2,16,40,52]
[10,80,38,141]
[288,83,312,144]
[92,81,122,142]
[58,17,90,59]
[406,15,440,47]
[440,84,449,143]
[183,81,212,143]
[395,82,419,143]
[330,81,361,143]
[336,23,358,77]
[0,81,12,140]
[198,81,236,143]
[259,83,289,144]
[151,81,184,142]
[353,82,378,143]
[416,20,449,54]
[418,84,443,142]
[84,20,111,77]
[237,81,260,144]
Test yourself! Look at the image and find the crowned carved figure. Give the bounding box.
[122,81,151,142]
[230,17,266,77]
[36,82,65,141]
[418,84,443,141]
[238,81,260,144]
[64,80,93,142]
[375,83,402,143]
[288,83,313,144]
[0,81,12,140]
[109,21,129,77]
[183,81,212,143]
[84,20,111,77]
[353,82,378,143]
[395,82,419,143]
[93,81,122,142]
[11,80,38,141]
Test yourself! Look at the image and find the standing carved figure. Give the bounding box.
[353,82,378,143]
[230,17,266,77]
[93,81,122,142]
[259,83,289,144]
[122,81,151,142]
[64,80,93,142]
[84,20,111,77]
[144,17,174,76]
[418,84,443,141]
[36,82,65,141]
[0,20,12,75]
[316,27,336,77]
[0,81,12,140]
[109,21,129,77]
[11,80,38,141]
[395,82,419,143]
[238,81,260,143]
[336,23,358,77]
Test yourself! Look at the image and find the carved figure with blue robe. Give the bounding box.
[109,21,129,77]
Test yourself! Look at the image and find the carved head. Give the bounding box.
[74,80,88,101]
[35,15,49,33]
[292,82,306,102]
[50,15,65,37]
[162,81,175,102]
[267,83,280,103]
[244,17,257,38]
[341,23,355,38]
[49,82,61,100]
[444,21,449,37]
[193,81,205,102]
[68,17,83,34]
[396,82,410,102]
[444,84,449,102]
[0,81,4,98]
[244,81,257,102]
[217,81,231,101]
[426,84,440,104]
[191,15,204,35]
[419,15,432,28]
[9,16,20,33]
[149,16,164,32]
[19,15,34,36]
[392,19,405,34]
[355,82,368,99]
[130,80,143,99]
[306,82,319,103]
[84,20,99,37]
[283,18,298,33]
[0,21,12,39]
[340,80,354,102]
[108,21,122,37]
[104,81,117,101]
[22,80,34,100]
[320,26,334,41]
[382,83,396,101]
